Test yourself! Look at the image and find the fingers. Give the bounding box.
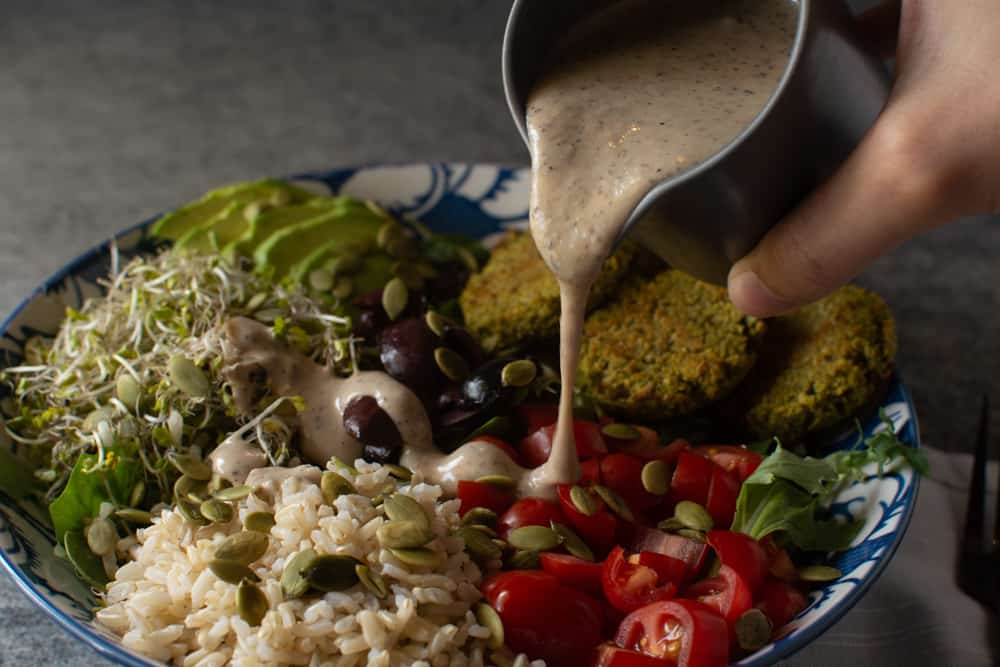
[856,0,903,59]
[727,115,948,318]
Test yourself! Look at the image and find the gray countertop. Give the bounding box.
[0,1,997,665]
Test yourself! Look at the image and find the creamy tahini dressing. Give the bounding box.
[527,0,797,485]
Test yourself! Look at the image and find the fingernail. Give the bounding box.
[727,268,794,318]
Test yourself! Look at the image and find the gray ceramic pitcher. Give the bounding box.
[502,0,891,285]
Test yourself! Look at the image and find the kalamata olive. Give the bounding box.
[353,309,386,343]
[437,385,465,412]
[441,326,484,370]
[427,262,470,299]
[353,289,384,310]
[461,358,518,409]
[342,395,403,464]
[378,317,442,397]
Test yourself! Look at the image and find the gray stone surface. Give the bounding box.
[0,1,996,665]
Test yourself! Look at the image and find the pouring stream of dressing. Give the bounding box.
[527,0,796,483]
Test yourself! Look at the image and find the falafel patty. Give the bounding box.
[726,285,897,442]
[460,232,636,350]
[578,270,766,419]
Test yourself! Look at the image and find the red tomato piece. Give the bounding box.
[635,551,687,586]
[581,457,603,485]
[761,535,798,583]
[466,435,522,465]
[694,445,763,483]
[499,498,567,539]
[670,452,714,506]
[520,420,609,468]
[516,403,559,433]
[706,531,769,595]
[615,599,729,667]
[600,453,661,513]
[755,579,808,630]
[704,465,740,529]
[540,552,605,596]
[557,484,619,557]
[456,480,513,517]
[486,570,604,667]
[627,525,709,582]
[602,546,678,614]
[595,644,671,667]
[683,565,753,635]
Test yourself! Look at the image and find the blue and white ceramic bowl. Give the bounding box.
[0,163,921,666]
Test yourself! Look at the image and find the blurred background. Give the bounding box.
[0,1,996,664]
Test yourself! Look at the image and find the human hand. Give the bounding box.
[727,0,1000,317]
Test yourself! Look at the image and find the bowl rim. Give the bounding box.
[0,161,923,667]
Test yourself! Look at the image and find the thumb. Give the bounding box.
[727,115,951,318]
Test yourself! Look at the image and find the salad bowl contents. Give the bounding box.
[0,164,923,667]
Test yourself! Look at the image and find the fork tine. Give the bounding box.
[963,394,990,551]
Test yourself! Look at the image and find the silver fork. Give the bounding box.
[957,395,999,610]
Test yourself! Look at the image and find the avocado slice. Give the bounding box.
[290,242,396,294]
[228,198,354,258]
[174,201,242,254]
[254,206,387,278]
[151,179,313,241]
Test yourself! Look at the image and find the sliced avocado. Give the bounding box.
[229,199,348,258]
[290,241,395,293]
[254,207,387,278]
[151,179,313,241]
[174,201,241,253]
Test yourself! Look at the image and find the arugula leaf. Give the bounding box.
[49,442,143,544]
[731,412,925,552]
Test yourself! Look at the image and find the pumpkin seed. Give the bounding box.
[332,276,354,300]
[674,500,714,533]
[376,221,405,249]
[200,499,234,524]
[461,507,499,528]
[593,484,635,522]
[245,292,269,312]
[371,495,385,507]
[115,374,141,410]
[492,538,509,552]
[208,475,228,495]
[328,455,357,475]
[308,268,334,292]
[167,453,213,481]
[245,512,276,533]
[214,485,251,502]
[601,423,641,441]
[551,522,594,562]
[377,520,433,549]
[641,460,670,496]
[382,277,409,321]
[385,463,413,481]
[798,565,842,583]
[237,580,269,626]
[475,474,516,490]
[129,481,146,508]
[468,524,498,538]
[507,526,561,552]
[506,549,541,570]
[215,531,269,565]
[657,517,685,533]
[475,603,505,650]
[569,485,597,516]
[82,406,115,433]
[457,526,503,560]
[676,528,706,542]
[177,499,209,526]
[174,474,207,504]
[329,254,364,276]
[209,559,259,585]
[383,494,430,530]
[434,347,470,382]
[500,360,537,388]
[321,471,356,504]
[168,355,211,398]
[389,547,441,569]
[356,563,388,599]
[115,508,152,525]
[304,554,361,592]
[281,548,318,599]
[424,310,452,337]
[467,416,513,440]
[85,518,118,557]
[455,245,479,272]
[735,609,773,652]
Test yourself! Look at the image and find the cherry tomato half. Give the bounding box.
[635,551,687,586]
[485,570,604,667]
[601,453,661,513]
[670,452,715,506]
[516,403,559,434]
[684,564,753,635]
[755,579,808,631]
[627,525,709,582]
[706,531,769,595]
[615,599,729,667]
[704,465,740,529]
[457,480,513,517]
[558,483,619,557]
[520,420,609,468]
[499,498,567,540]
[595,644,671,667]
[581,457,604,485]
[466,435,522,466]
[761,535,798,583]
[694,445,763,483]
[602,546,678,614]
[540,552,605,596]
